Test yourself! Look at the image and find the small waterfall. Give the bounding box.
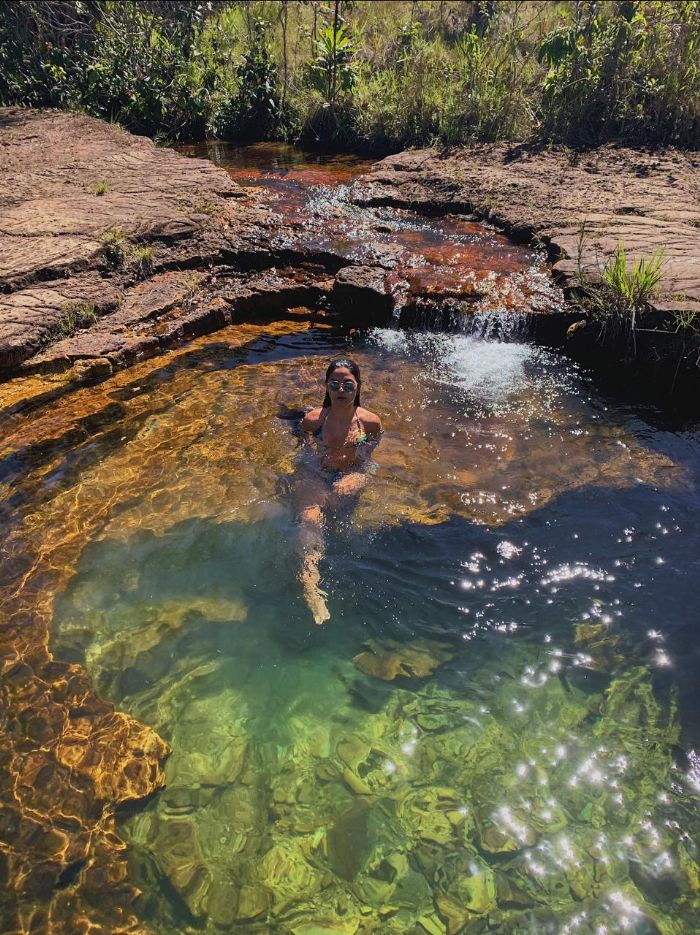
[397,298,534,341]
[458,309,533,341]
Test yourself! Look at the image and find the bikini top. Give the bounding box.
[312,407,368,449]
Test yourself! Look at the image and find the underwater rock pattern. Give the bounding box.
[1,323,697,931]
[58,598,700,934]
[352,638,455,681]
[0,637,169,933]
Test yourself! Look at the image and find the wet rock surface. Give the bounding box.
[0,110,566,405]
[351,144,700,318]
[331,265,395,325]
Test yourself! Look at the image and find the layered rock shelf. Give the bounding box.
[0,108,350,396]
[2,110,699,409]
[351,144,700,317]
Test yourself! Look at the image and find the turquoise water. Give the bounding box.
[47,322,700,934]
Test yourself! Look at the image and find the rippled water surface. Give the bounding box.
[3,145,700,934]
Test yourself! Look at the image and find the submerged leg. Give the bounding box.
[331,471,366,499]
[296,475,331,625]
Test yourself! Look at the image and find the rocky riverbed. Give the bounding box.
[351,143,700,396]
[351,143,700,317]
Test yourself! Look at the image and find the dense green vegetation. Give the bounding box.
[1,1,698,151]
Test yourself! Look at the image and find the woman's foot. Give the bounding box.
[305,583,331,625]
[300,549,330,624]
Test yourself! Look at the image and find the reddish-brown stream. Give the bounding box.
[180,141,562,324]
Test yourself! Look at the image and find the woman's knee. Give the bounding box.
[332,473,365,497]
[301,504,323,525]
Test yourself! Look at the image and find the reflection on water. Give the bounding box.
[18,321,692,933]
[2,142,699,932]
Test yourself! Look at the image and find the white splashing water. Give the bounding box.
[461,310,531,340]
[371,328,535,404]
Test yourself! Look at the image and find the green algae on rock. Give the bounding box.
[51,570,698,934]
[352,638,455,681]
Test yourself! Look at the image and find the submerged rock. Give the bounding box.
[574,619,623,673]
[326,801,372,882]
[475,806,537,856]
[260,841,325,911]
[292,922,360,935]
[149,815,212,918]
[352,638,455,681]
[236,883,270,921]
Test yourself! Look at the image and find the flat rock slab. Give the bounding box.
[0,108,245,288]
[0,107,280,371]
[352,145,700,316]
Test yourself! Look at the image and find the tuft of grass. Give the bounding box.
[40,302,97,348]
[131,244,154,275]
[671,309,700,336]
[601,245,664,314]
[94,180,110,196]
[572,224,665,353]
[101,228,156,276]
[101,227,127,266]
[183,274,201,304]
[192,195,221,216]
[600,244,664,351]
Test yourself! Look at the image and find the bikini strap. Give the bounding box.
[314,406,330,440]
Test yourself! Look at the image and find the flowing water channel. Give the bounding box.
[2,145,700,934]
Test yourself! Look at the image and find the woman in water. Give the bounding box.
[298,358,382,624]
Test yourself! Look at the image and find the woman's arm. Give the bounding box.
[301,407,323,434]
[358,408,382,438]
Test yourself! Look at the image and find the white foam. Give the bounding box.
[371,328,535,404]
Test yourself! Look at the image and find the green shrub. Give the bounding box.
[538,1,700,146]
[211,20,280,142]
[1,2,698,151]
[0,1,218,140]
[352,37,449,150]
[94,180,110,196]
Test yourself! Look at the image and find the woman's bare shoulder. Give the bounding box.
[357,407,382,434]
[301,407,324,432]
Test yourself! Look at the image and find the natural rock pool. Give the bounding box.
[2,145,699,934]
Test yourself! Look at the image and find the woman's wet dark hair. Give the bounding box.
[322,357,361,408]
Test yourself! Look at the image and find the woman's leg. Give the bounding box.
[296,471,331,625]
[331,471,366,499]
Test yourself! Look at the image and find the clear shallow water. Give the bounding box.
[2,144,699,933]
[35,322,699,935]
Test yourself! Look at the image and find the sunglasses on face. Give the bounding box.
[328,380,357,392]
